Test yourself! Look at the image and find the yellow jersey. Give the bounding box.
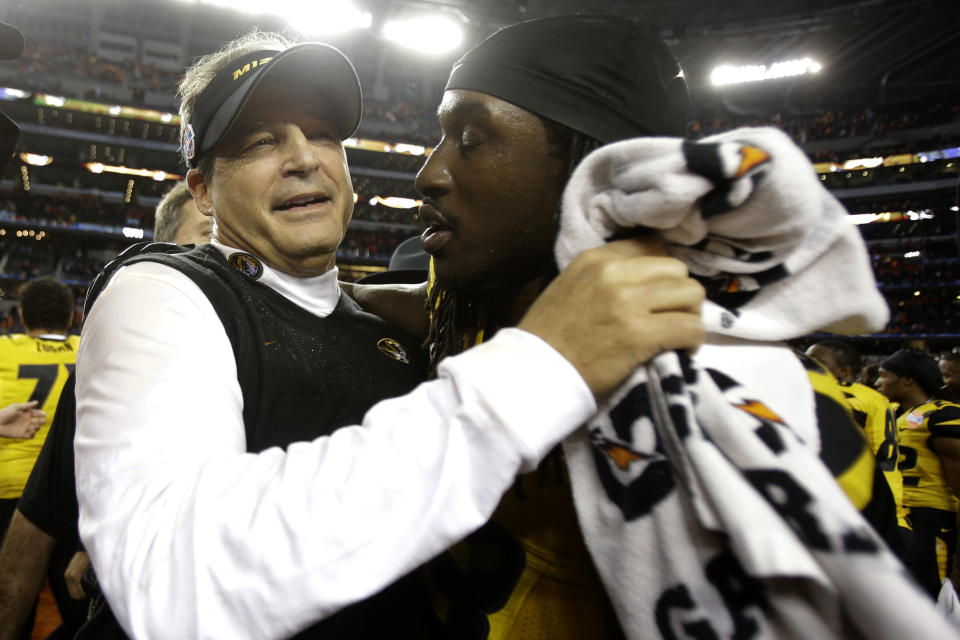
[0,333,79,498]
[800,356,877,513]
[897,399,960,511]
[841,381,907,527]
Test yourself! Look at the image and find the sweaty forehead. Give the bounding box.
[437,89,536,125]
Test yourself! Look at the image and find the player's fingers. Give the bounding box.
[636,311,707,355]
[570,235,671,266]
[630,277,706,314]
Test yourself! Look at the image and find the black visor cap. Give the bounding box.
[184,43,361,167]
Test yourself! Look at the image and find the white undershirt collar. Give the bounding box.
[209,239,341,319]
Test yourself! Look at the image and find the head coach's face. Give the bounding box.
[182,42,362,277]
[416,15,689,291]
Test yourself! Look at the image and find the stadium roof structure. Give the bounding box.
[403,0,960,107]
[3,0,957,110]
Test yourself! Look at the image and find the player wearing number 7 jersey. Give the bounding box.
[0,277,77,537]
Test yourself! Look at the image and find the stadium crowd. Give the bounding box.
[4,41,959,163]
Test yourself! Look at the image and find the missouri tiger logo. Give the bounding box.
[377,338,409,364]
[591,381,676,521]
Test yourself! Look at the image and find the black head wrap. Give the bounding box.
[445,14,689,142]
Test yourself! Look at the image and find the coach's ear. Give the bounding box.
[186,168,214,218]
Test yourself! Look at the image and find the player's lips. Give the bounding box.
[420,203,454,254]
[273,191,331,213]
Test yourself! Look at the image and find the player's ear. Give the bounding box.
[187,168,214,217]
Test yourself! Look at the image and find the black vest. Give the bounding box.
[82,243,434,639]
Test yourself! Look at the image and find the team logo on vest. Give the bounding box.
[377,338,409,364]
[228,252,263,280]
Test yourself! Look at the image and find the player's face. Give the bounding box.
[172,198,213,246]
[876,367,908,403]
[414,89,568,292]
[189,76,353,277]
[939,359,960,394]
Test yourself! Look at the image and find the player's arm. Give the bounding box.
[930,436,960,498]
[930,428,960,595]
[340,280,429,338]
[926,404,960,497]
[0,509,56,640]
[77,241,703,639]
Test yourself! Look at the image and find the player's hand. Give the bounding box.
[518,236,705,400]
[64,551,91,600]
[0,401,45,439]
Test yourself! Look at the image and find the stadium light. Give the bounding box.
[0,87,28,99]
[296,1,372,36]
[186,0,371,35]
[393,143,426,156]
[842,157,883,170]
[84,162,181,181]
[382,16,463,55]
[846,214,880,226]
[711,57,822,87]
[372,195,420,209]
[19,153,53,166]
[39,94,66,107]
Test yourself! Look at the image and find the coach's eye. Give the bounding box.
[245,136,275,151]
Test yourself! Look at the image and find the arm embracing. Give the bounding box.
[76,264,596,639]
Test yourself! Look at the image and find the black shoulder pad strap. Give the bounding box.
[82,242,189,325]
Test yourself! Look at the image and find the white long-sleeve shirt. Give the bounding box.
[75,243,596,640]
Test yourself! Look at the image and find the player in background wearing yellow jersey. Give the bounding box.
[807,341,906,528]
[0,277,77,525]
[877,349,960,598]
[0,183,211,640]
[0,277,77,640]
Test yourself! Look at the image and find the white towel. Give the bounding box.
[556,127,888,340]
[938,579,960,630]
[557,127,955,639]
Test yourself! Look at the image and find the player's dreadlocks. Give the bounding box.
[424,116,602,376]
